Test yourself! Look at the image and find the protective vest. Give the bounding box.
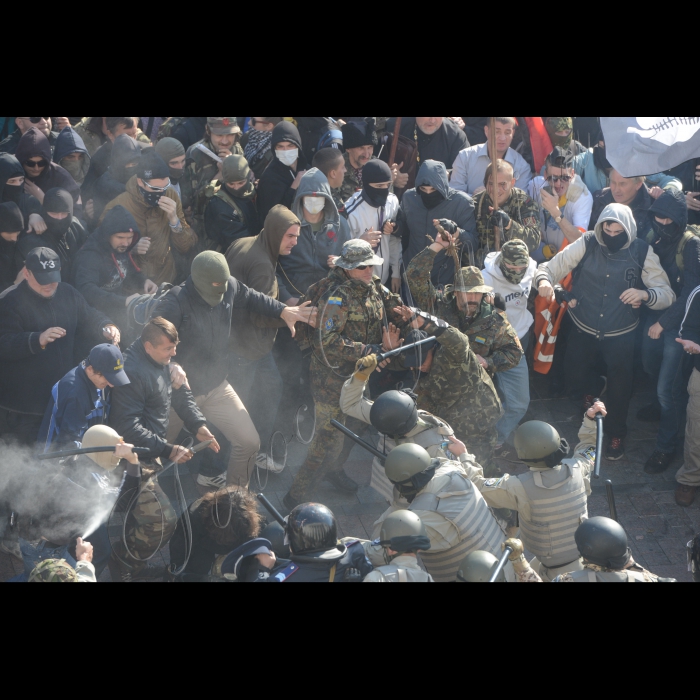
[411,468,505,583]
[564,567,658,583]
[368,564,434,583]
[518,465,588,569]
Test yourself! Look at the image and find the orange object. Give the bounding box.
[524,117,553,174]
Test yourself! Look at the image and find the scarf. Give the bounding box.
[244,129,272,171]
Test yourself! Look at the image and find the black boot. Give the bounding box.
[324,471,359,493]
[644,451,674,474]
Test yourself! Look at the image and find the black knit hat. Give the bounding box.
[342,118,377,150]
[0,201,24,233]
[101,205,141,238]
[138,151,170,181]
[271,121,302,151]
[362,159,392,185]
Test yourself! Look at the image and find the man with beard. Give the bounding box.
[332,118,378,209]
[182,117,243,238]
[205,154,259,251]
[92,134,142,222]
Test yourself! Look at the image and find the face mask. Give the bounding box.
[3,184,23,206]
[169,167,185,183]
[363,186,390,208]
[62,158,85,183]
[138,185,163,208]
[303,196,326,215]
[499,260,527,285]
[276,149,299,167]
[601,231,628,253]
[420,189,444,210]
[45,215,72,237]
[653,219,681,241]
[593,145,611,172]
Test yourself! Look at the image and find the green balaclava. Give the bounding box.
[191,251,230,307]
[155,137,186,182]
[498,239,531,285]
[546,117,574,149]
[222,155,254,199]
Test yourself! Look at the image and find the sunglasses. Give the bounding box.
[356,265,372,271]
[25,159,48,168]
[28,117,49,124]
[547,175,572,184]
[142,179,171,192]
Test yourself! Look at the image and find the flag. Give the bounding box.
[601,117,700,177]
[524,117,553,174]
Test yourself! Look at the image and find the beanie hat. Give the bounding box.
[191,251,230,307]
[155,137,186,164]
[138,151,170,181]
[341,118,377,150]
[222,155,251,184]
[100,205,141,238]
[362,159,392,185]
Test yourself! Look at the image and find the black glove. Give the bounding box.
[493,293,507,312]
[343,567,364,582]
[554,285,574,305]
[489,210,511,230]
[437,219,458,235]
[409,308,450,336]
[362,344,382,357]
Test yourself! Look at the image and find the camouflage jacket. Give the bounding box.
[473,187,541,260]
[412,318,502,433]
[407,246,523,373]
[305,268,404,388]
[556,563,663,583]
[332,152,366,215]
[182,138,244,236]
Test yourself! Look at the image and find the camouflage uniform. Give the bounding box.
[407,247,523,374]
[288,243,405,502]
[555,562,664,583]
[157,117,187,142]
[473,187,541,264]
[331,152,367,215]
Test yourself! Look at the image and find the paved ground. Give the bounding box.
[2,372,697,583]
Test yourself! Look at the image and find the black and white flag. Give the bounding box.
[601,117,700,177]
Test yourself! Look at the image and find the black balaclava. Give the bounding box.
[1,153,26,207]
[42,189,74,238]
[420,188,445,210]
[361,160,392,208]
[593,139,612,172]
[137,152,170,207]
[601,229,628,253]
[111,134,142,185]
[0,201,24,233]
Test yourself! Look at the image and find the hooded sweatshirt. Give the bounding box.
[15,128,82,216]
[226,205,295,359]
[646,190,700,332]
[74,205,146,327]
[0,152,42,224]
[536,203,676,338]
[93,134,142,220]
[398,159,477,287]
[0,202,24,293]
[275,168,351,302]
[53,127,91,185]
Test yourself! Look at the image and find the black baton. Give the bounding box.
[489,547,513,583]
[37,446,151,461]
[376,336,437,363]
[330,420,387,463]
[605,480,619,523]
[257,494,287,527]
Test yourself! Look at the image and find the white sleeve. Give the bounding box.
[569,191,593,231]
[450,150,470,193]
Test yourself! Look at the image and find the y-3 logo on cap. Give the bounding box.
[40,260,56,270]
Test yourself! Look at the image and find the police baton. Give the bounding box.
[330,420,387,463]
[257,494,287,528]
[592,398,605,480]
[489,546,513,583]
[605,480,619,523]
[375,336,437,363]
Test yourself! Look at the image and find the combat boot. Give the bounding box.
[325,470,359,493]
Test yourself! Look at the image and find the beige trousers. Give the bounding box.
[676,369,700,487]
[167,381,259,488]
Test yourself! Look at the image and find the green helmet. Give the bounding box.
[456,551,505,583]
[379,510,431,557]
[28,559,79,583]
[384,444,433,484]
[514,421,569,468]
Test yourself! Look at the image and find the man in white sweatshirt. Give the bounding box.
[345,160,402,293]
[482,239,537,456]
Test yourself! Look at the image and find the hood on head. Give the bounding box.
[110,134,142,180]
[0,153,24,194]
[0,201,24,234]
[271,121,302,151]
[594,203,637,249]
[15,127,52,166]
[415,159,450,200]
[42,188,74,217]
[263,205,300,263]
[293,168,339,223]
[94,205,141,249]
[53,127,91,182]
[649,189,688,230]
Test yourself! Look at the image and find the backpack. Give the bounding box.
[157,117,187,143]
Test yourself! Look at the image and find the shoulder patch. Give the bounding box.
[328,297,343,306]
[475,336,487,344]
[581,446,596,464]
[273,563,300,583]
[484,477,505,488]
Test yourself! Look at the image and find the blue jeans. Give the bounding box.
[642,323,694,454]
[19,539,77,577]
[495,336,531,445]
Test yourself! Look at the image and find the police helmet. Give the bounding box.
[370,391,419,437]
[379,510,431,555]
[286,503,338,555]
[456,551,504,583]
[384,444,433,484]
[514,421,569,468]
[575,517,631,569]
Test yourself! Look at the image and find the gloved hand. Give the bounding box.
[343,567,364,582]
[362,344,382,358]
[437,219,458,235]
[554,285,576,307]
[489,210,511,230]
[504,538,524,561]
[354,354,379,381]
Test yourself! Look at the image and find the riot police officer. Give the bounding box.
[364,510,434,583]
[555,517,676,583]
[456,539,542,583]
[377,443,512,583]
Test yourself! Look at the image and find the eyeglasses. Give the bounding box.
[547,175,572,184]
[25,159,48,168]
[356,265,372,271]
[142,179,171,192]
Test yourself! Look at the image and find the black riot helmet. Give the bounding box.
[575,517,631,570]
[286,503,338,556]
[370,391,419,438]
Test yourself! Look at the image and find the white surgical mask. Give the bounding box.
[304,196,326,215]
[276,148,299,167]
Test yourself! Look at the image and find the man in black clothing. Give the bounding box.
[169,117,207,152]
[257,121,308,223]
[0,153,44,234]
[0,248,119,444]
[0,117,57,155]
[0,202,24,293]
[387,117,470,171]
[91,134,142,222]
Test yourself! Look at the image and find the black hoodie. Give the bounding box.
[388,117,470,169]
[74,205,146,328]
[0,202,24,293]
[53,127,91,186]
[93,134,142,220]
[0,152,42,225]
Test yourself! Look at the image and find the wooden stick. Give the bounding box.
[490,117,501,252]
[389,117,403,168]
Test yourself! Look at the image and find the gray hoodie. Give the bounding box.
[536,203,675,338]
[276,168,351,301]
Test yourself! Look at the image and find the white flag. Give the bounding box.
[601,117,700,177]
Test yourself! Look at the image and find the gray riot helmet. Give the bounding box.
[514,421,570,469]
[456,551,505,583]
[378,510,431,558]
[370,391,419,437]
[384,444,439,504]
[575,517,631,570]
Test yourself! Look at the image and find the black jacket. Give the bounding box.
[109,339,206,459]
[589,185,655,239]
[0,152,42,227]
[81,140,112,203]
[0,235,23,293]
[388,117,470,169]
[257,154,309,224]
[680,286,700,373]
[0,129,58,155]
[204,188,260,251]
[170,117,207,152]
[0,281,112,415]
[155,276,286,397]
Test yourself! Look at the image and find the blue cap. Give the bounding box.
[87,344,129,387]
[220,539,274,579]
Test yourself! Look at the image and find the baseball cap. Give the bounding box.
[88,344,130,387]
[208,117,241,135]
[25,247,61,284]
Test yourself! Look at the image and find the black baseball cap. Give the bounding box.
[549,146,574,168]
[25,247,61,284]
[87,344,130,387]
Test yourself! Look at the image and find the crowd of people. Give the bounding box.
[0,116,699,584]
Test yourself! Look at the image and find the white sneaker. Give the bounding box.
[197,473,228,490]
[255,453,285,474]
